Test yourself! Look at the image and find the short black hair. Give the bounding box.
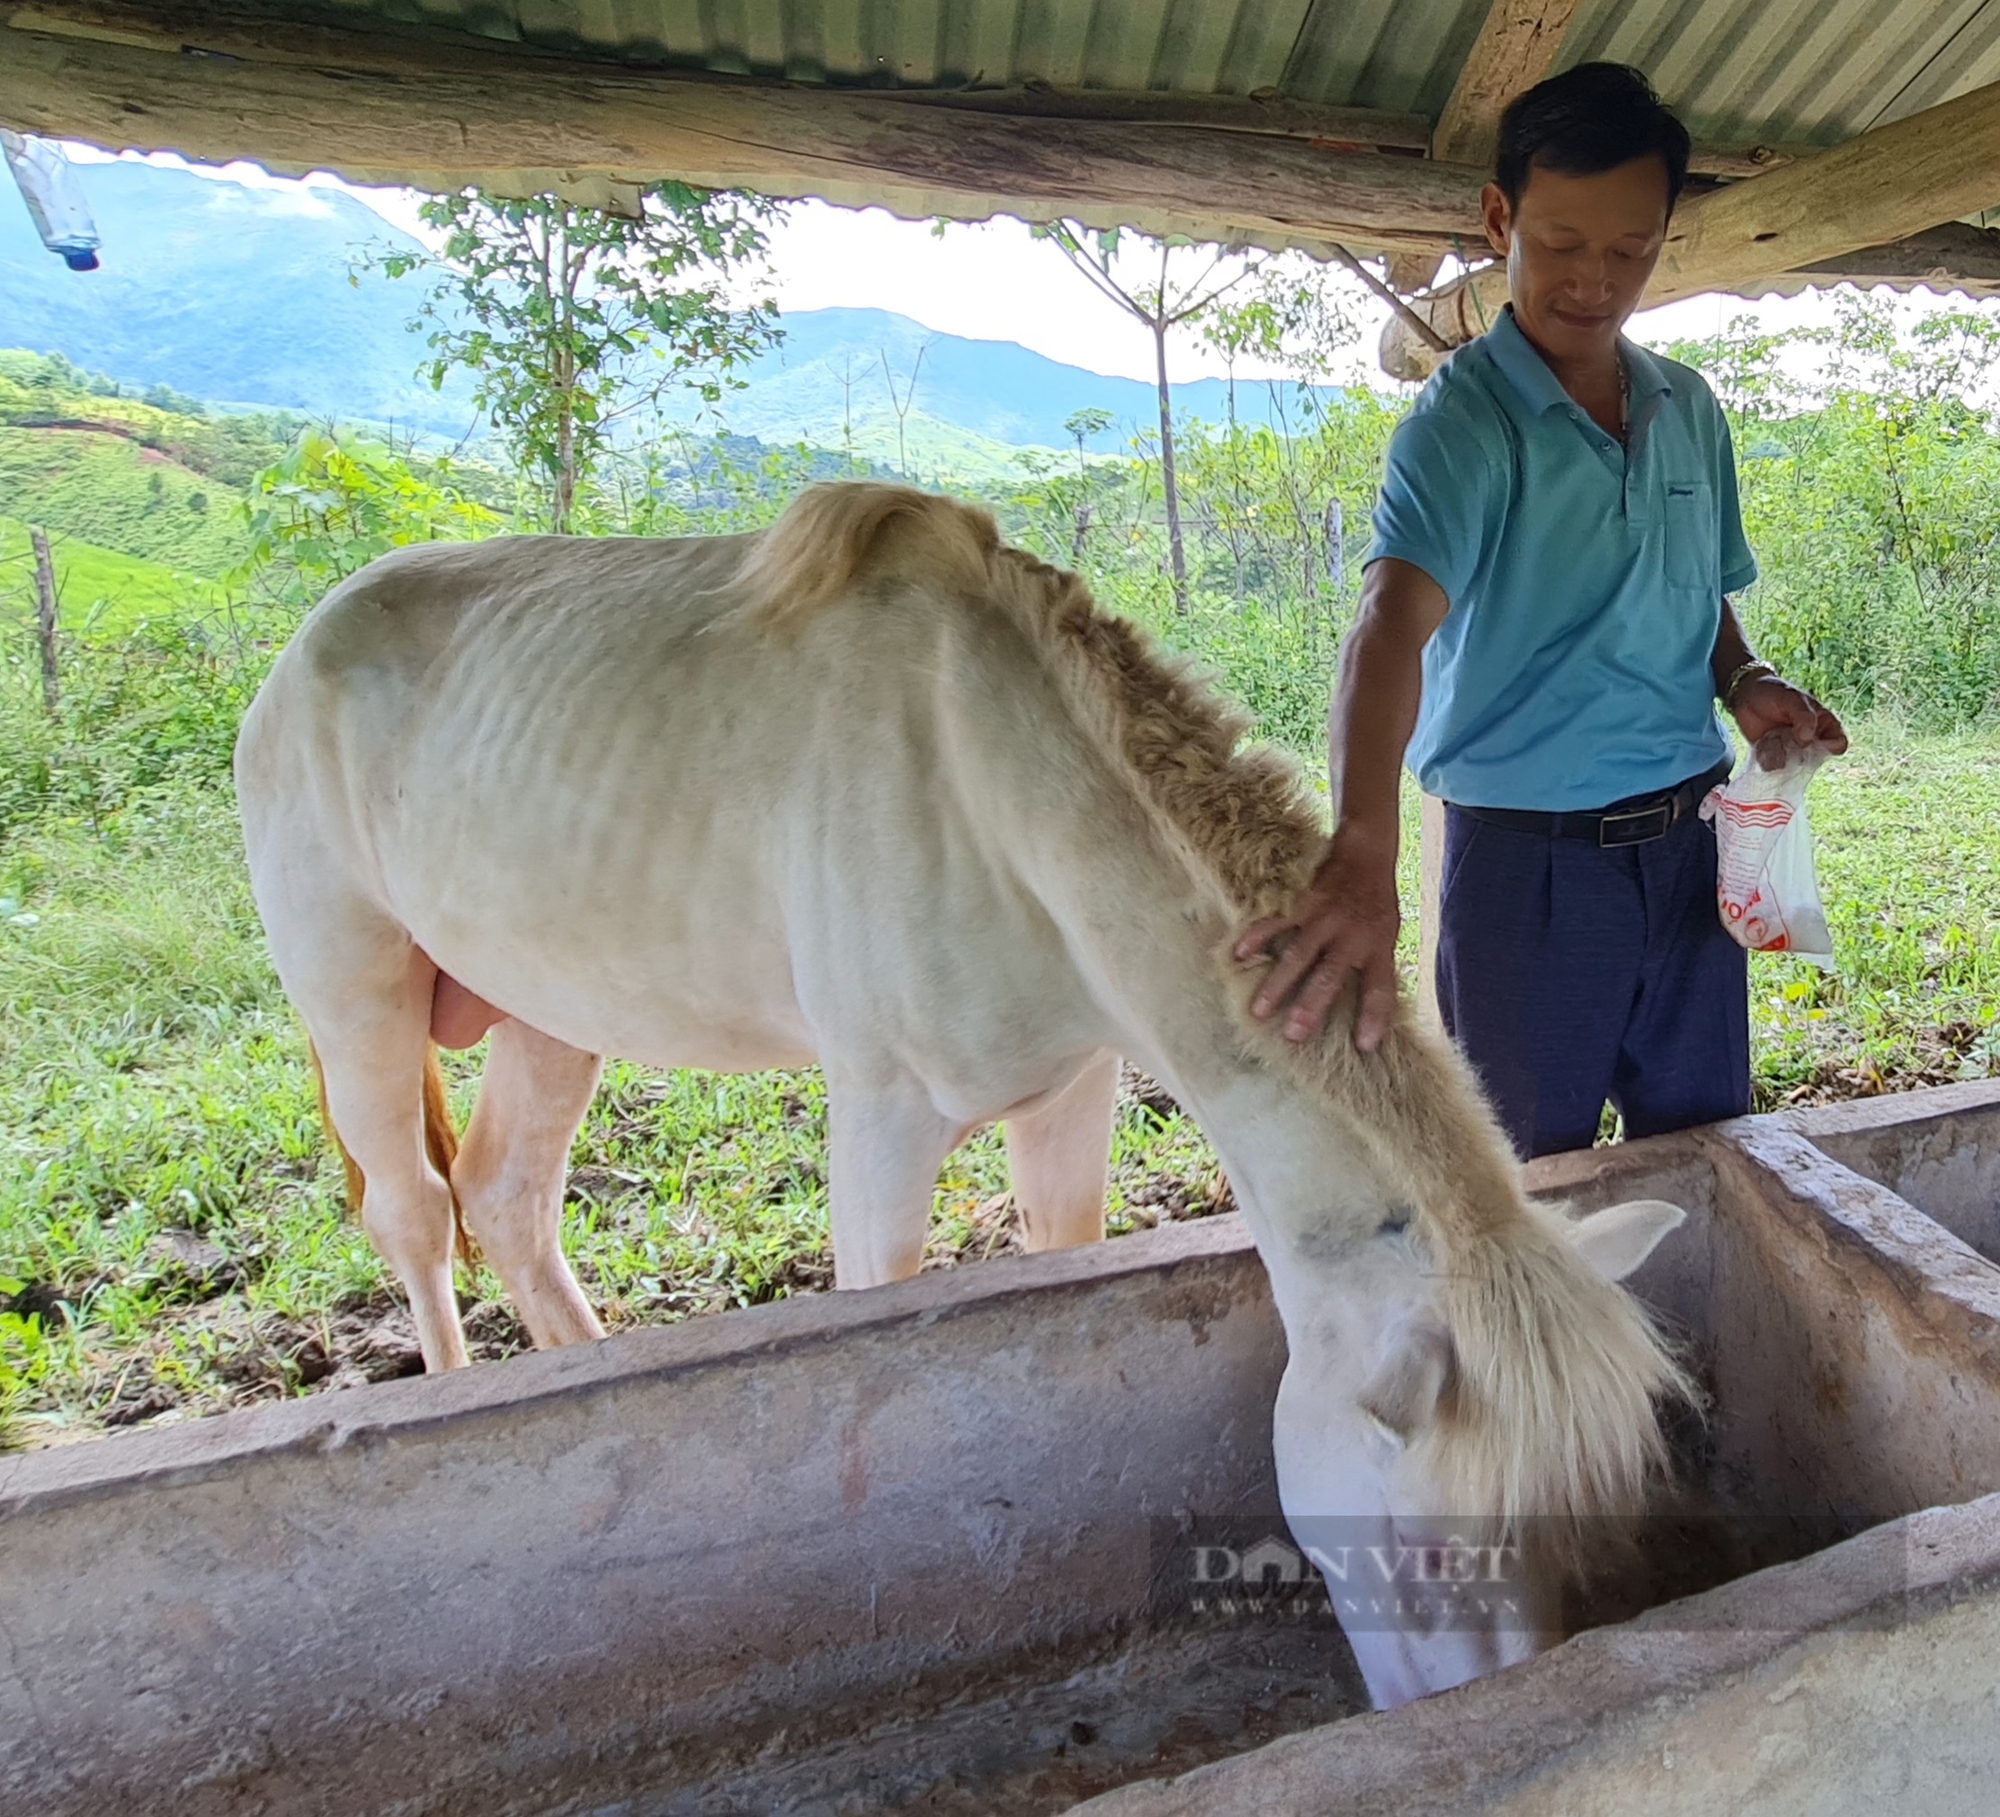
[1494,63,1691,213]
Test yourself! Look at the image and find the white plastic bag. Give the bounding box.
[1699,734,1835,970]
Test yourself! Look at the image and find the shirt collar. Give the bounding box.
[1482,305,1675,413]
[1621,335,1675,406]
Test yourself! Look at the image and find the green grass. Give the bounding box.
[1745,727,2000,1100]
[0,513,220,635]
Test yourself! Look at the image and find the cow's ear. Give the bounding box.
[1570,1200,1686,1284]
[1357,1321,1452,1451]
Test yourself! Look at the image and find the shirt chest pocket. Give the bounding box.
[1661,478,1716,591]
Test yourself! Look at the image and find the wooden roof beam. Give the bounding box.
[1378,221,2000,381]
[0,2,1487,255]
[1651,76,2000,303]
[877,86,1432,150]
[1381,79,2000,377]
[1778,220,2000,291]
[6,4,1445,150]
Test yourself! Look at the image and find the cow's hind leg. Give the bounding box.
[826,1071,960,1289]
[298,937,471,1372]
[452,1018,606,1349]
[1004,1047,1119,1252]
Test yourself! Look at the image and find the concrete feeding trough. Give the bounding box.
[6,1082,2000,1816]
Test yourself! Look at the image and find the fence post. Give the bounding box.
[29,523,58,715]
[1417,793,1444,1026]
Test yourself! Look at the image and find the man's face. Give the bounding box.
[1481,156,1671,364]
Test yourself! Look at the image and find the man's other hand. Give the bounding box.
[1232,832,1402,1052]
[1732,672,1848,760]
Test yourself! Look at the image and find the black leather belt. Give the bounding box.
[1451,761,1731,848]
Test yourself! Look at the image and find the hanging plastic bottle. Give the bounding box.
[2,130,101,271]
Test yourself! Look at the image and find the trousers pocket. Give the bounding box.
[1440,813,1484,905]
[1662,478,1714,590]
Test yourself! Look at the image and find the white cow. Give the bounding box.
[236,482,1689,1707]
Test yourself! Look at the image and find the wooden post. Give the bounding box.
[1416,793,1446,1027]
[29,523,58,716]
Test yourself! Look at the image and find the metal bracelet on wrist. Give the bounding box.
[1720,658,1775,708]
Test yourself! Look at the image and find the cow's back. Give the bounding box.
[232,521,1074,1073]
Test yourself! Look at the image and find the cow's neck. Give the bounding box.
[1071,876,1391,1309]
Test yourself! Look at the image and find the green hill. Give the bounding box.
[0,160,477,434]
[0,351,287,593]
[0,428,246,578]
[830,410,1046,486]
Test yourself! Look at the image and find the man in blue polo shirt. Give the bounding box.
[1239,63,1846,1157]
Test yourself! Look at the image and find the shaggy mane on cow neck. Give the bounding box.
[737,482,1690,1551]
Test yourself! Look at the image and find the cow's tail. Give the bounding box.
[309,1039,473,1266]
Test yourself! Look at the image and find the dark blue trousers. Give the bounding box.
[1435,794,1749,1160]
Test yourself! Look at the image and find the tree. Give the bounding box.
[1671,297,2000,722]
[1064,407,1113,563]
[374,183,782,532]
[1194,261,1368,617]
[240,427,500,594]
[879,340,932,480]
[1033,224,1270,611]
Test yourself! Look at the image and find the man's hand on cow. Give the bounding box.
[1731,672,1848,761]
[1233,830,1402,1052]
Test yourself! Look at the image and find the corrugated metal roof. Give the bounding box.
[314,0,2000,153]
[1565,0,2000,142]
[320,0,1331,92]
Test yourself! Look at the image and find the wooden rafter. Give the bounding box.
[1381,79,2000,378]
[1379,218,2000,380]
[0,3,1824,225]
[877,87,1431,150]
[1430,0,1582,168]
[1400,0,1580,300]
[1783,221,2000,291]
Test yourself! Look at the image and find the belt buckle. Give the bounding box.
[1598,801,1672,847]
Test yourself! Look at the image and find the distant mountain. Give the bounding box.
[667,306,1340,453]
[1,159,1335,455]
[0,159,478,434]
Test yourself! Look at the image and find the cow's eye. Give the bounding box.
[1378,1206,1413,1237]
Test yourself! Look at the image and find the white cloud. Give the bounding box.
[754,204,1295,385]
